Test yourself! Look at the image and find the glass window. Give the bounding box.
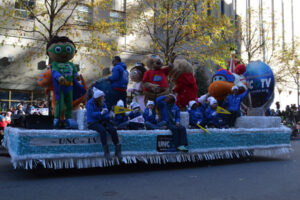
[75,4,93,25]
[11,91,31,101]
[0,91,9,100]
[112,0,125,12]
[14,0,35,19]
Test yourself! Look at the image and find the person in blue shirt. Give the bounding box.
[205,97,223,128]
[143,100,166,130]
[156,94,188,152]
[127,102,144,130]
[223,86,249,127]
[113,99,129,130]
[197,94,210,114]
[86,87,121,160]
[188,100,205,128]
[107,56,129,111]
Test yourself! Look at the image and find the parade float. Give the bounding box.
[1,47,292,169]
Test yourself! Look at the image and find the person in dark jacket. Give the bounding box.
[107,56,129,110]
[86,87,121,160]
[143,100,166,129]
[188,100,205,128]
[205,97,223,128]
[223,86,249,127]
[156,94,188,152]
[113,99,129,129]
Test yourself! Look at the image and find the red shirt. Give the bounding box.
[143,67,169,91]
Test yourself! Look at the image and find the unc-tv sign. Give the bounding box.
[243,61,275,108]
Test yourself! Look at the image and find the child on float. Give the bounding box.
[198,94,210,114]
[113,99,129,130]
[188,100,205,128]
[156,94,188,152]
[126,102,144,130]
[143,100,167,130]
[222,85,249,127]
[86,87,121,160]
[205,97,223,128]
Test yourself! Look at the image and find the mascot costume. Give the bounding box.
[128,63,147,111]
[169,59,198,110]
[143,55,172,102]
[37,36,86,128]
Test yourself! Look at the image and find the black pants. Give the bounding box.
[228,111,241,127]
[88,122,119,146]
[168,124,188,147]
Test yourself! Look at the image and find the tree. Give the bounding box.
[0,0,123,71]
[127,0,235,67]
[273,40,300,92]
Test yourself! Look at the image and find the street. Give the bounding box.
[0,142,300,200]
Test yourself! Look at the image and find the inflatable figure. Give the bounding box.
[37,36,86,128]
[128,63,147,111]
[143,55,172,102]
[242,61,275,115]
[169,59,198,110]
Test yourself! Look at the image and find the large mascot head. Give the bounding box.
[145,55,163,70]
[46,36,77,63]
[208,69,235,101]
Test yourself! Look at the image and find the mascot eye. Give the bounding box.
[55,46,62,53]
[66,46,73,53]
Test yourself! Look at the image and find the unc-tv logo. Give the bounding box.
[244,61,275,108]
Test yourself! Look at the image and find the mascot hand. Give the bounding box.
[58,76,66,85]
[152,84,161,93]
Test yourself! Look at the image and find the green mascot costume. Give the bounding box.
[47,36,79,128]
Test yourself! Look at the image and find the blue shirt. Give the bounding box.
[128,111,142,120]
[86,98,109,124]
[108,62,129,89]
[188,107,204,126]
[143,108,156,124]
[156,96,180,125]
[114,113,128,125]
[223,90,249,112]
[205,106,222,127]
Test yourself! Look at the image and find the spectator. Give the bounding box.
[143,100,166,130]
[156,94,188,152]
[14,103,25,116]
[86,87,121,160]
[107,56,129,111]
[223,86,249,127]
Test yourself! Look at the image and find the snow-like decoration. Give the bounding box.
[235,116,282,128]
[2,123,291,170]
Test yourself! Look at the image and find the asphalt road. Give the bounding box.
[0,142,300,200]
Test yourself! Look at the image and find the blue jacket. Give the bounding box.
[86,98,109,124]
[156,96,180,125]
[223,90,249,112]
[143,108,157,124]
[188,107,204,126]
[205,106,222,127]
[128,111,142,120]
[108,62,129,89]
[114,113,128,125]
[199,103,208,114]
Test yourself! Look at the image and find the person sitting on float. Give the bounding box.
[222,85,249,127]
[205,97,223,128]
[86,87,121,160]
[143,100,166,130]
[114,99,130,130]
[156,94,188,152]
[188,100,205,129]
[198,94,210,114]
[127,102,144,130]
